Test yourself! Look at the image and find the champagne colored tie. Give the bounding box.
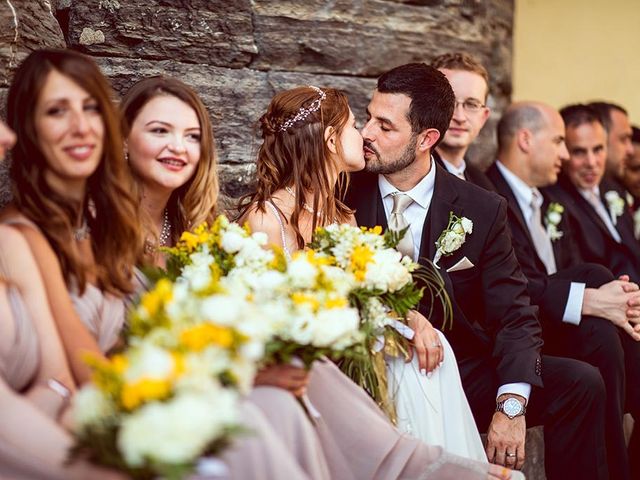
[529,191,557,275]
[389,193,415,259]
[585,190,622,243]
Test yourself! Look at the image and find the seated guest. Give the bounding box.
[588,101,634,190]
[485,101,640,480]
[430,52,495,190]
[346,62,609,480]
[0,120,122,479]
[121,76,218,262]
[621,126,640,238]
[1,49,328,480]
[555,104,640,282]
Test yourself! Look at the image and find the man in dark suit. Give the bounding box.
[555,104,640,282]
[346,62,608,480]
[429,53,494,191]
[485,101,640,480]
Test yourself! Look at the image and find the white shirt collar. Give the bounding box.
[578,185,601,201]
[496,161,541,219]
[377,157,436,209]
[442,158,467,178]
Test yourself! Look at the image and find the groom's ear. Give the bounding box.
[324,125,338,154]
[417,128,441,152]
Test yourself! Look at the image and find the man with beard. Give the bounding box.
[346,62,608,480]
[485,102,640,480]
[430,52,494,190]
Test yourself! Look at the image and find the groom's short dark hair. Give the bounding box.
[377,62,455,146]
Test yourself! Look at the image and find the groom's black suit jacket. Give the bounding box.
[551,174,640,282]
[486,163,589,326]
[346,164,544,388]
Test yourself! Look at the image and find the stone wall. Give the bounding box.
[0,0,514,207]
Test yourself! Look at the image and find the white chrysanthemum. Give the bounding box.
[118,390,238,466]
[72,385,114,432]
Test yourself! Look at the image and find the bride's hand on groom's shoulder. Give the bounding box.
[254,364,310,397]
[406,310,444,376]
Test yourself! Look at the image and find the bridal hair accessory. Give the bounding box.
[279,86,327,132]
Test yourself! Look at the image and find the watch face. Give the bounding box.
[503,398,522,417]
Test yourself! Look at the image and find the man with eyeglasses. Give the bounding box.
[431,53,495,190]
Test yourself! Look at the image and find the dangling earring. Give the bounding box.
[124,151,129,163]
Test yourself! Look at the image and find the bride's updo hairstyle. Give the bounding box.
[6,49,141,295]
[241,86,353,249]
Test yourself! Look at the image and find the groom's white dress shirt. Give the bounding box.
[380,160,531,403]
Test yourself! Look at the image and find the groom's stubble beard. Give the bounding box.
[363,134,418,175]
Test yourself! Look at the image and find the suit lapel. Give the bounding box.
[559,176,613,239]
[486,163,537,248]
[421,165,462,264]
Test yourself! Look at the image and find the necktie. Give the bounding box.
[585,190,622,243]
[389,193,415,259]
[529,191,557,275]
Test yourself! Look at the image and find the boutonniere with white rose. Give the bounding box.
[604,190,625,225]
[544,202,564,241]
[433,212,473,268]
[633,207,640,240]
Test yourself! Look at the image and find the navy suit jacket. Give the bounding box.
[346,163,544,387]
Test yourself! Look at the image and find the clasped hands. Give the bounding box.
[583,275,640,340]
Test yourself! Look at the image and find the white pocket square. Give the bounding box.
[446,256,475,273]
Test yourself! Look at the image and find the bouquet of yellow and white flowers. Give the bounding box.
[71,339,243,480]
[308,224,451,419]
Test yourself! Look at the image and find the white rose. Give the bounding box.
[220,231,245,253]
[200,294,242,326]
[605,190,619,202]
[460,217,473,234]
[547,211,562,225]
[312,308,361,348]
[72,385,114,432]
[124,344,175,383]
[118,390,238,466]
[287,257,317,289]
[251,231,269,246]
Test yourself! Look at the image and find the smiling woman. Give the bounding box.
[121,76,218,265]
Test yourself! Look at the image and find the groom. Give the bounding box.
[345,63,608,480]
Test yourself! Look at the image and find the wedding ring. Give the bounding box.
[506,453,517,458]
[431,342,441,348]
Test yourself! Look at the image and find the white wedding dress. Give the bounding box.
[386,331,487,462]
[264,205,487,463]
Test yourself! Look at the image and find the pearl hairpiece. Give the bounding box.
[278,86,327,132]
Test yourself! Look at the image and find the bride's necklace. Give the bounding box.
[284,186,323,217]
[159,208,172,246]
[74,217,90,241]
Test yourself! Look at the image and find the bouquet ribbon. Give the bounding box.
[291,357,321,421]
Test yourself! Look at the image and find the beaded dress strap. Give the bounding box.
[265,201,292,260]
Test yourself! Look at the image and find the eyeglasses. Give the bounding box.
[454,99,486,114]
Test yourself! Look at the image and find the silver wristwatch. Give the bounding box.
[496,397,526,419]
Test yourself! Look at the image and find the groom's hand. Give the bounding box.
[486,397,526,471]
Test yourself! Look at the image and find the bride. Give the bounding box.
[239,85,487,462]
